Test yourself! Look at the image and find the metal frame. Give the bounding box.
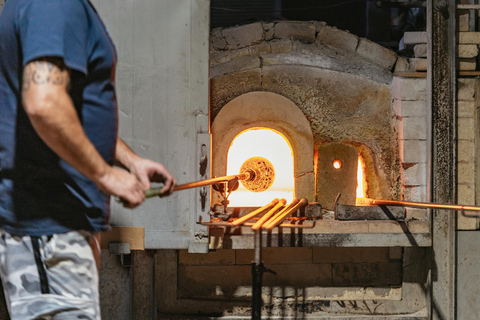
[428,0,457,319]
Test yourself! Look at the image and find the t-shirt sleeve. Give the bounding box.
[19,0,89,75]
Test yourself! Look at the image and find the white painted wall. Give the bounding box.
[91,0,210,249]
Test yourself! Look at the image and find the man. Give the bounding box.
[0,0,176,319]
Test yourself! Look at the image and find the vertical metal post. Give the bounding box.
[252,229,263,320]
[428,0,457,319]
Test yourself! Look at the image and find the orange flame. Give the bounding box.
[227,128,294,207]
[356,157,365,199]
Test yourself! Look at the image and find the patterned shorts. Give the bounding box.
[0,230,101,320]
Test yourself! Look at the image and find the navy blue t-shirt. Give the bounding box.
[0,0,118,235]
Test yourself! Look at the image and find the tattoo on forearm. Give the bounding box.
[22,59,69,92]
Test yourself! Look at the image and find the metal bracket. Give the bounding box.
[108,242,132,267]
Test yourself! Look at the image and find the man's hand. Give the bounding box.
[114,138,176,198]
[128,158,176,197]
[96,167,146,208]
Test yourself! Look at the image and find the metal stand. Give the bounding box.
[198,199,313,320]
[252,229,263,320]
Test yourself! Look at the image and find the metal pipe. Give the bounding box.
[264,198,308,230]
[144,172,252,198]
[232,199,280,226]
[251,199,287,230]
[252,229,263,320]
[262,199,300,229]
[252,199,288,230]
[358,198,480,212]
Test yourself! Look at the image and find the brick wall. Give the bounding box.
[392,77,429,223]
[457,78,479,229]
[393,75,480,229]
[178,247,402,301]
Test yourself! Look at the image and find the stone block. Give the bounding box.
[407,220,430,233]
[270,40,292,54]
[394,56,409,72]
[403,31,427,45]
[403,185,427,202]
[391,77,426,101]
[210,56,261,78]
[458,100,475,118]
[329,221,369,233]
[392,98,402,116]
[262,22,275,41]
[332,262,402,286]
[402,162,427,186]
[222,22,264,50]
[402,140,428,163]
[389,247,403,260]
[458,32,480,44]
[459,58,477,71]
[458,140,475,163]
[178,249,235,265]
[356,38,397,70]
[458,44,479,58]
[248,43,271,56]
[399,100,427,117]
[316,143,358,209]
[458,78,477,100]
[312,247,390,263]
[262,263,333,287]
[210,70,262,113]
[235,247,313,265]
[209,227,224,250]
[413,44,479,59]
[458,117,475,140]
[409,58,427,71]
[273,21,316,43]
[458,161,475,185]
[210,47,250,67]
[413,44,427,58]
[316,25,359,52]
[402,116,427,140]
[314,221,332,233]
[406,208,429,221]
[210,27,227,51]
[368,221,405,233]
[458,183,475,205]
[305,202,322,218]
[457,213,479,230]
[457,190,479,229]
[457,10,470,32]
[312,21,327,31]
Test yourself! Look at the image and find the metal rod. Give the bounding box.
[260,199,298,230]
[251,199,287,230]
[264,198,309,230]
[358,198,480,212]
[198,216,316,228]
[252,229,263,320]
[145,172,252,198]
[232,199,280,226]
[262,198,300,229]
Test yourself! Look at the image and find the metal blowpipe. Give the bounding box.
[145,156,276,198]
[144,172,253,198]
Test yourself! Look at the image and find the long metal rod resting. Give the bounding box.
[264,198,308,230]
[232,199,280,226]
[359,198,480,212]
[251,199,287,230]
